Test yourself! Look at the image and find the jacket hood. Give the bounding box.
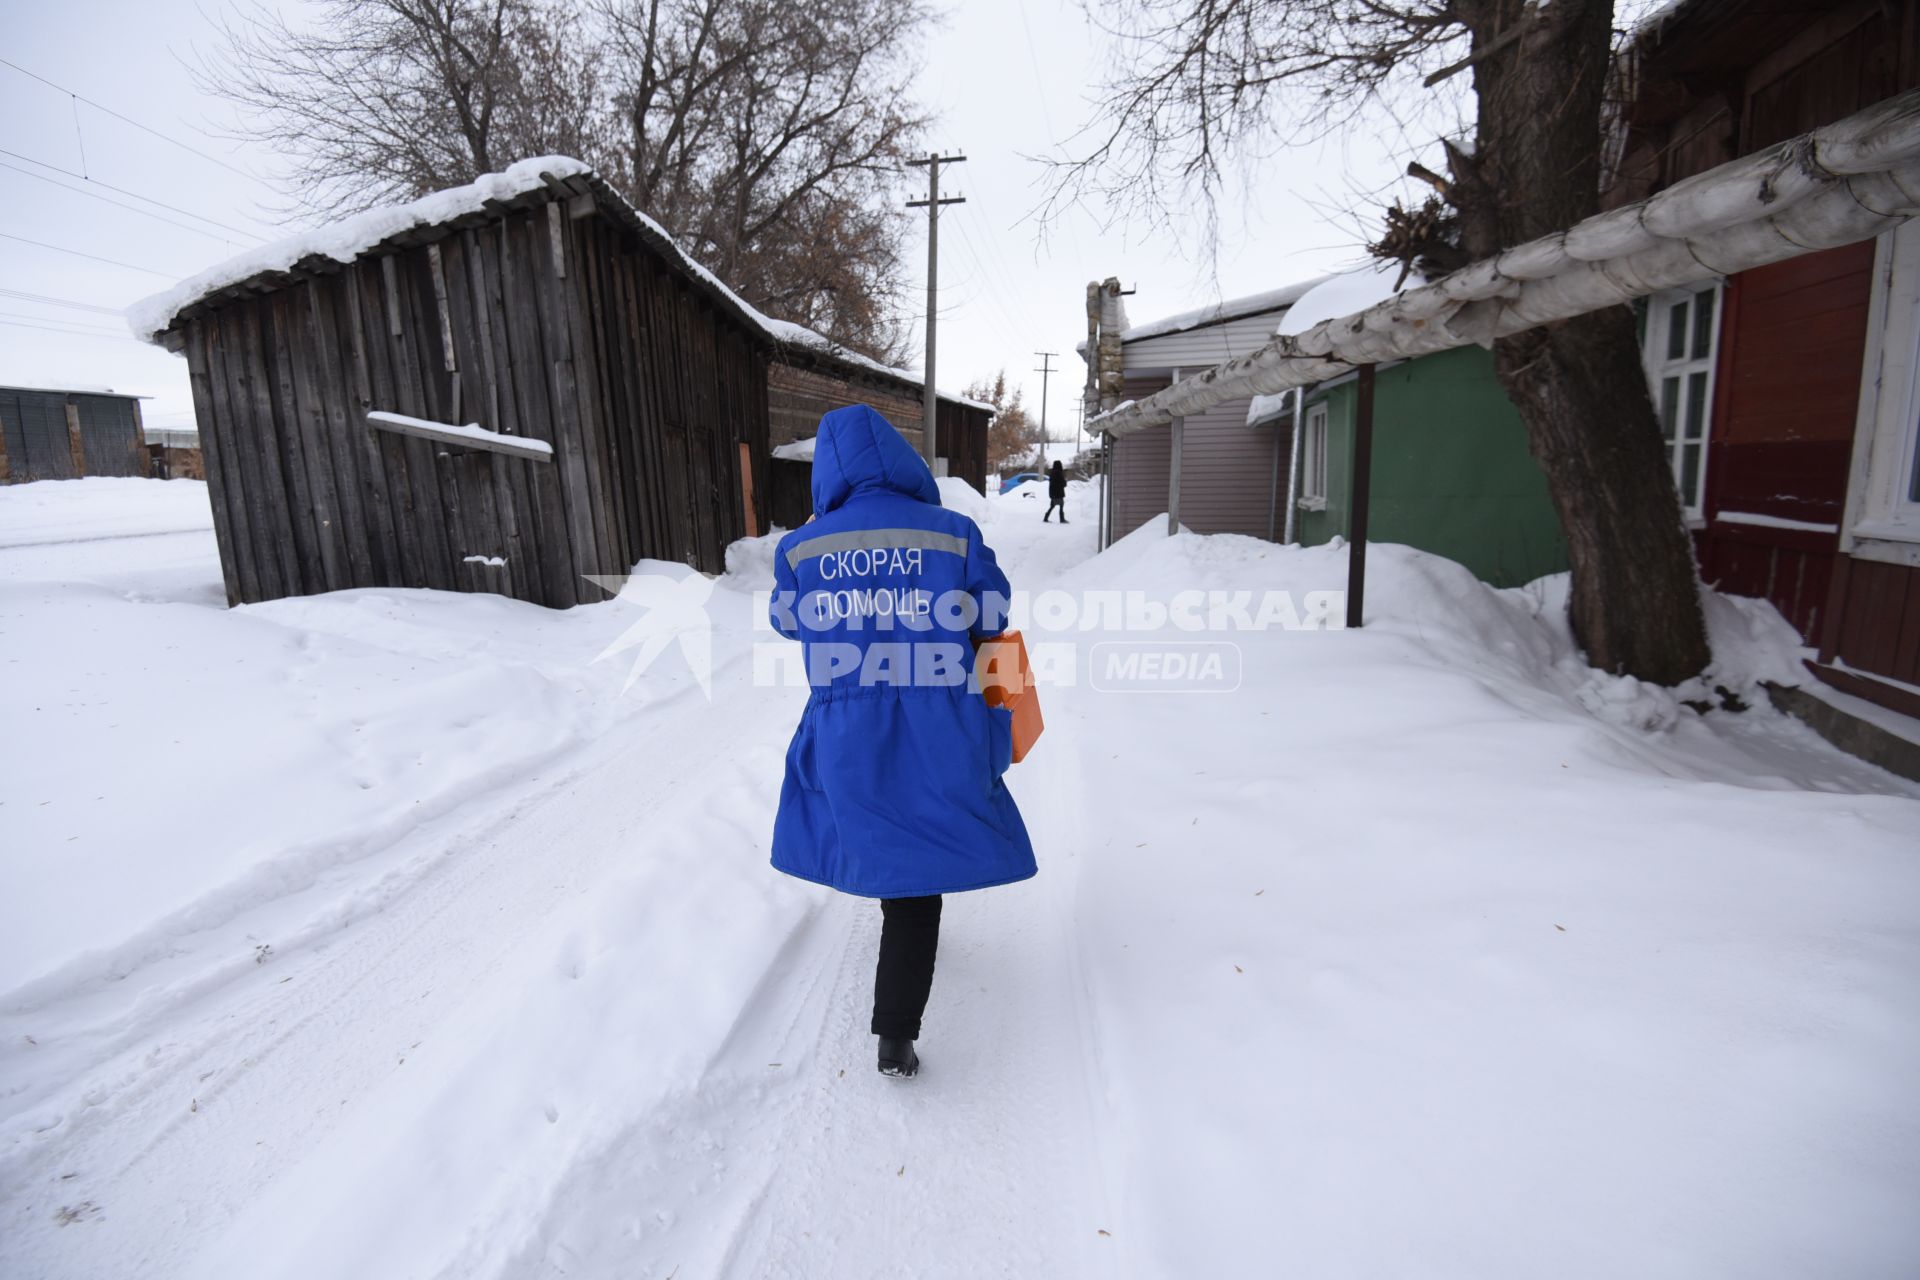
[811,403,940,514]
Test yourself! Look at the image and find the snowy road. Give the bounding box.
[2,478,1120,1278]
[5,476,1918,1278]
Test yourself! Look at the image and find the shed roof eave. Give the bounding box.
[132,159,990,413]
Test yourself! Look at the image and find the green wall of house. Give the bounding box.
[1296,346,1569,588]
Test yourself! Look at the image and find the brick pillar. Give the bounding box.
[65,401,86,477]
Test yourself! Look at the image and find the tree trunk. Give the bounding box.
[1495,314,1709,682]
[1461,0,1710,682]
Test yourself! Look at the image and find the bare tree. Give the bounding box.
[202,0,614,217]
[599,0,931,359]
[203,0,929,361]
[969,371,1042,474]
[1053,0,1711,685]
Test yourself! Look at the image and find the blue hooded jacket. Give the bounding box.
[768,404,1036,898]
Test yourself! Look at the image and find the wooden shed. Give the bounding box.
[133,157,985,609]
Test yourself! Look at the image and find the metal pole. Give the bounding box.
[1101,435,1113,550]
[1167,414,1184,536]
[1283,387,1305,544]
[906,153,966,468]
[1347,364,1376,628]
[1034,352,1057,461]
[923,160,939,467]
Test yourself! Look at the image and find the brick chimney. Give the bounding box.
[1084,277,1130,416]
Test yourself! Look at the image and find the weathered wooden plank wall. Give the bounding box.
[177,192,770,609]
[935,399,989,493]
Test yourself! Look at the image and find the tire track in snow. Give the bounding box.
[502,511,1120,1280]
[0,646,787,1279]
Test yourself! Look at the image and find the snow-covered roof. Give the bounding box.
[1274,260,1407,337]
[1117,277,1330,344]
[1245,391,1295,427]
[128,156,992,413]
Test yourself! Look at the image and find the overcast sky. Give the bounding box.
[1,0,1412,447]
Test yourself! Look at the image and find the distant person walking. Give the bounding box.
[1043,460,1068,523]
[768,404,1036,1080]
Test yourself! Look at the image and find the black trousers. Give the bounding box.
[872,895,942,1041]
[1044,498,1066,521]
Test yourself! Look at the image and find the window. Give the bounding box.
[1299,401,1329,509]
[1845,224,1920,552]
[1643,285,1722,517]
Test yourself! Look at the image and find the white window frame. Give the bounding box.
[1842,222,1920,564]
[1641,283,1723,524]
[1298,401,1329,510]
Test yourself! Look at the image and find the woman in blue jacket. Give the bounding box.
[769,404,1036,1079]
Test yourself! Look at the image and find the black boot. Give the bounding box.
[877,1036,919,1079]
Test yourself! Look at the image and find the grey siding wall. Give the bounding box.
[1107,374,1290,542]
[1123,307,1288,369]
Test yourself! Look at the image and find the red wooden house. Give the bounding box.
[1608,0,1920,717]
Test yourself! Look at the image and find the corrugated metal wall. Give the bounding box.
[1111,376,1173,536]
[74,395,142,476]
[0,389,147,483]
[1108,374,1288,541]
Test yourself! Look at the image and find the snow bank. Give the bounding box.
[936,475,991,521]
[771,435,816,461]
[1039,528,1919,1277]
[0,475,213,548]
[1275,258,1407,336]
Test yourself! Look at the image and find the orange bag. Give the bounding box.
[974,630,1044,764]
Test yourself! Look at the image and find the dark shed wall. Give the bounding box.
[768,360,924,449]
[179,195,768,608]
[936,400,989,494]
[766,359,987,494]
[567,208,770,574]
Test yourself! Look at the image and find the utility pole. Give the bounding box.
[1033,351,1058,470]
[907,152,965,469]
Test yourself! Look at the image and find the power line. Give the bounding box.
[0,286,123,315]
[0,147,268,242]
[0,158,248,246]
[0,317,143,343]
[0,231,175,278]
[952,208,1048,340]
[1015,7,1057,144]
[0,55,271,187]
[0,308,124,332]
